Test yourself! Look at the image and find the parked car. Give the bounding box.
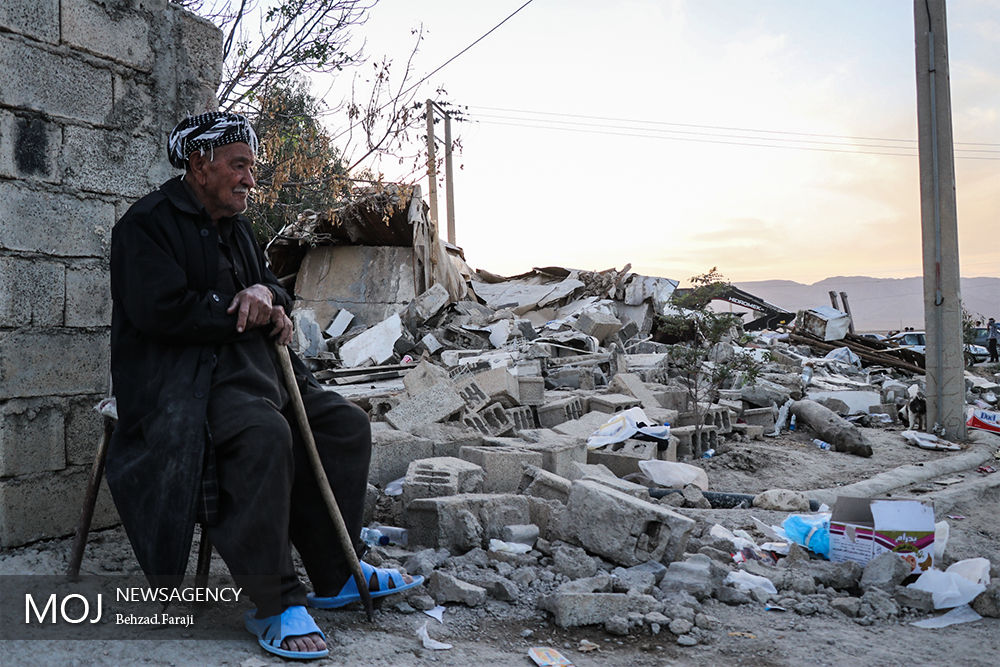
[887,330,988,367]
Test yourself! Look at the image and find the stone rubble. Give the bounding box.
[274,263,1000,641]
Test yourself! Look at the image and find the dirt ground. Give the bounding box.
[2,422,999,667]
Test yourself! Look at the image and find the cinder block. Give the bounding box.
[461,403,514,437]
[0,467,117,547]
[580,471,650,500]
[0,181,113,256]
[536,396,584,429]
[61,125,160,197]
[559,479,695,566]
[516,376,545,406]
[405,493,537,551]
[518,432,587,478]
[586,440,659,477]
[551,410,613,440]
[410,422,485,458]
[504,405,536,432]
[402,359,451,397]
[0,257,65,326]
[588,393,642,414]
[655,387,690,412]
[65,263,111,327]
[455,379,489,412]
[401,456,485,507]
[385,382,465,432]
[0,330,109,400]
[519,465,572,503]
[669,424,718,459]
[0,36,112,125]
[368,425,434,486]
[609,373,660,411]
[730,423,764,440]
[176,8,225,93]
[459,445,544,493]
[0,397,66,476]
[0,0,60,43]
[471,367,520,407]
[410,283,451,322]
[574,310,622,343]
[62,0,154,70]
[741,407,775,430]
[0,112,62,183]
[64,395,105,467]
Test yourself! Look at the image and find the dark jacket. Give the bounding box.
[107,176,295,584]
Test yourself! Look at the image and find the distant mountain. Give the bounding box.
[730,276,1000,332]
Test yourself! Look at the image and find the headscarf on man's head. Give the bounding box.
[167,112,259,169]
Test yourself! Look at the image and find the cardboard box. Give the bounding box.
[829,496,935,573]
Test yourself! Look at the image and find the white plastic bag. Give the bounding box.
[725,570,777,596]
[638,459,708,491]
[908,568,987,609]
[587,407,670,449]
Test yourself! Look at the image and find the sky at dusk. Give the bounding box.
[314,0,1000,285]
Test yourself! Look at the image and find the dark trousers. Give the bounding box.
[204,383,371,617]
[990,339,998,363]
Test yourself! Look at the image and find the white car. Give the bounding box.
[887,330,988,367]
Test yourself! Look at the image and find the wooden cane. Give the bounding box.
[67,415,114,580]
[274,343,375,622]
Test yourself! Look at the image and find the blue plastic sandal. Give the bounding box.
[244,604,329,660]
[307,561,424,609]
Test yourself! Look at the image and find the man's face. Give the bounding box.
[190,142,256,220]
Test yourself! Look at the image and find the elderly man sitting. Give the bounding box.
[107,112,421,659]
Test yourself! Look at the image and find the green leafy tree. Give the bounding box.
[658,269,763,458]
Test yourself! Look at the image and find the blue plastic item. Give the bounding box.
[782,513,831,558]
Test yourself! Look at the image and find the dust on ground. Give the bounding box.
[2,425,999,667]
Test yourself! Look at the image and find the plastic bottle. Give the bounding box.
[372,524,409,546]
[789,415,797,431]
[812,438,831,451]
[360,527,389,546]
[701,449,716,459]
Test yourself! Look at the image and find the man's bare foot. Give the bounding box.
[282,632,326,654]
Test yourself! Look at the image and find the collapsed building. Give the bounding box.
[249,189,1000,641]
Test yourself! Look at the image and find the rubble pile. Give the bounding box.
[277,259,1000,642]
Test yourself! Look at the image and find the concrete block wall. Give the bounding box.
[0,0,222,547]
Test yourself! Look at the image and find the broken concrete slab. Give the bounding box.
[369,425,435,486]
[459,445,545,493]
[385,381,465,432]
[542,589,660,629]
[430,570,486,606]
[517,431,588,478]
[519,465,573,503]
[574,310,623,344]
[339,312,403,368]
[550,410,613,440]
[402,358,452,396]
[410,422,485,458]
[406,493,553,551]
[558,479,694,566]
[325,308,354,338]
[411,283,451,323]
[609,373,661,411]
[469,367,520,407]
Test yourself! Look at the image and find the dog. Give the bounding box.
[899,390,927,430]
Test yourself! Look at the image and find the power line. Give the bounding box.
[467,104,1000,148]
[473,118,1000,160]
[329,1,535,143]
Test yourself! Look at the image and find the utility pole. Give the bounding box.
[424,100,457,245]
[914,0,966,438]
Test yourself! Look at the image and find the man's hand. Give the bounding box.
[227,284,273,333]
[269,305,293,345]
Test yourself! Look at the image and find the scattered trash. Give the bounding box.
[782,512,831,558]
[423,606,447,623]
[946,515,966,521]
[727,631,757,639]
[830,497,935,571]
[765,605,787,612]
[528,647,575,666]
[725,570,778,596]
[577,639,600,652]
[977,465,997,475]
[911,604,983,629]
[489,538,532,554]
[966,408,1000,434]
[416,621,452,650]
[901,430,961,451]
[701,448,716,459]
[907,566,987,609]
[586,407,670,449]
[638,459,709,491]
[383,477,404,497]
[812,438,831,451]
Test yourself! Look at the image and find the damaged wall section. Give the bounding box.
[0,0,222,547]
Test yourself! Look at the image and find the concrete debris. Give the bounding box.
[258,242,998,640]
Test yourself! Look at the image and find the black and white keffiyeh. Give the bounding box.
[167,112,259,168]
